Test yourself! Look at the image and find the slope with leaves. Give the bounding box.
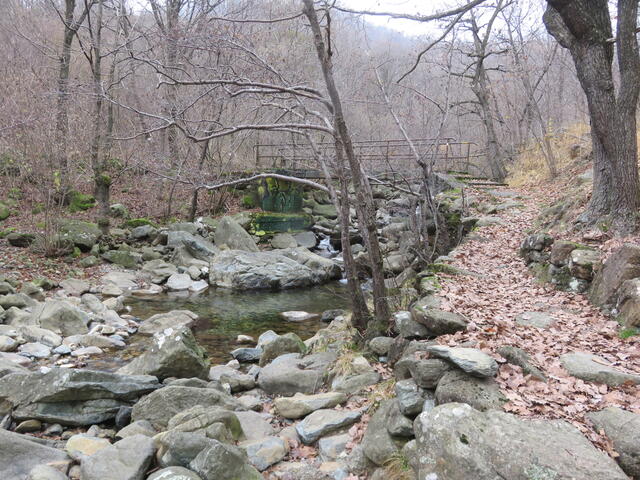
[433,187,639,454]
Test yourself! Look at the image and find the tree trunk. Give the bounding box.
[165,0,180,168]
[302,0,390,332]
[189,140,210,221]
[54,0,78,198]
[544,0,640,232]
[89,0,109,234]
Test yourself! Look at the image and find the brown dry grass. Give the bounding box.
[508,123,591,187]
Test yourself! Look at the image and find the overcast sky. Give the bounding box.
[339,0,455,36]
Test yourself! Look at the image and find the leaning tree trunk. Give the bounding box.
[302,0,390,333]
[544,0,640,232]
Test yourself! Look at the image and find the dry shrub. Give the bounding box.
[382,451,414,480]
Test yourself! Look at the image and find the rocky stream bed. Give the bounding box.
[0,180,638,480]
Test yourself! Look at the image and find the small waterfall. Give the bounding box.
[314,233,338,258]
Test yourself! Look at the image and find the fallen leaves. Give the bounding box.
[431,186,640,456]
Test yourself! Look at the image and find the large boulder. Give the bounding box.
[0,369,160,425]
[131,386,242,430]
[209,249,340,290]
[30,300,89,336]
[214,217,259,252]
[590,243,640,307]
[80,434,155,480]
[0,429,70,480]
[59,220,101,251]
[7,232,35,248]
[588,407,640,478]
[414,403,628,480]
[117,328,209,380]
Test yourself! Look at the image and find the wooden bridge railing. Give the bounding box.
[254,138,481,177]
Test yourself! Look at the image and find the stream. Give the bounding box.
[118,281,351,365]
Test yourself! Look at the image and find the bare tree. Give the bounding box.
[52,0,95,197]
[462,0,510,181]
[544,0,640,232]
[502,3,559,178]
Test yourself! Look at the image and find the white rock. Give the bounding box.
[166,273,192,291]
[189,280,209,293]
[279,311,318,322]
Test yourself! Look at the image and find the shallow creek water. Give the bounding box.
[92,282,351,368]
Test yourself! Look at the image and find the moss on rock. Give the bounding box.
[68,190,96,212]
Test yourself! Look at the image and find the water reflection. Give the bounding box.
[125,282,351,364]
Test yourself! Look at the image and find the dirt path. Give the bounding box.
[433,187,639,450]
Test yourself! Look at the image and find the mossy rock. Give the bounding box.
[242,194,256,209]
[0,227,16,238]
[33,277,57,290]
[312,203,338,219]
[59,220,102,252]
[417,275,441,295]
[79,255,100,268]
[125,218,157,228]
[102,249,139,269]
[250,212,314,233]
[529,262,552,284]
[109,203,129,218]
[68,190,96,212]
[0,203,10,221]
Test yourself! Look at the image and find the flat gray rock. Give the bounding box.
[427,345,498,377]
[296,409,362,444]
[516,311,556,329]
[0,429,70,480]
[274,392,347,419]
[240,436,287,471]
[560,352,640,386]
[0,369,160,426]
